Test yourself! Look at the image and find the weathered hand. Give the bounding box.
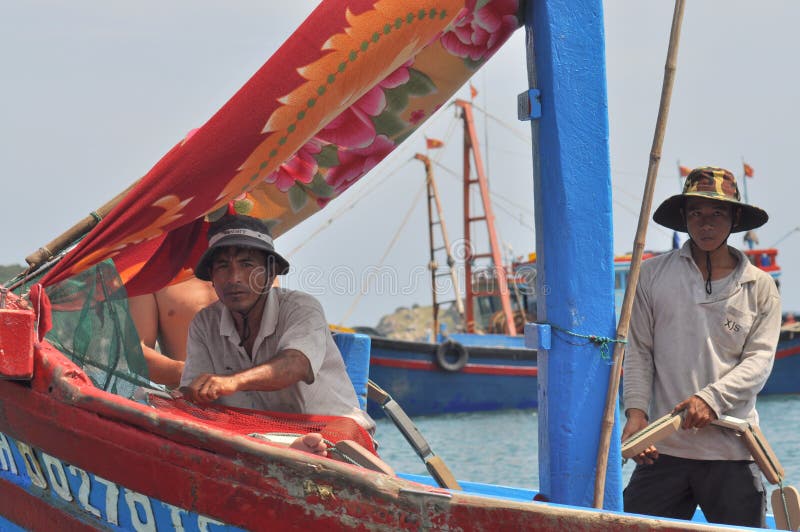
[674,395,717,429]
[183,373,239,403]
[622,409,659,465]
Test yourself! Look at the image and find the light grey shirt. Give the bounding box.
[182,287,375,433]
[623,242,781,460]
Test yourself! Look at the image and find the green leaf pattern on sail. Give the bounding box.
[405,68,437,96]
[372,111,407,138]
[288,184,308,212]
[309,173,334,198]
[316,144,340,168]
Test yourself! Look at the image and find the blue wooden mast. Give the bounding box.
[523,0,622,509]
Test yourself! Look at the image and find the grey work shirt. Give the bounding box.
[182,287,375,433]
[623,242,780,460]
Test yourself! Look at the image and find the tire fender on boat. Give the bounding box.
[435,340,469,372]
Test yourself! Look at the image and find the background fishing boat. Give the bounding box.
[0,0,795,530]
[364,102,798,419]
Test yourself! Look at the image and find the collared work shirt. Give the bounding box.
[182,288,374,432]
[623,242,780,460]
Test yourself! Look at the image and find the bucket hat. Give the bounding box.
[194,215,290,280]
[653,166,768,233]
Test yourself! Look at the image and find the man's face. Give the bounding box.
[685,197,735,252]
[210,246,275,313]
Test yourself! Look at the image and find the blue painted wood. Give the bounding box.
[527,0,621,510]
[366,362,537,418]
[524,322,551,350]
[333,332,371,410]
[0,514,27,532]
[447,333,525,348]
[0,430,244,531]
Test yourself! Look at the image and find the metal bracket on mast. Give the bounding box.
[517,88,542,121]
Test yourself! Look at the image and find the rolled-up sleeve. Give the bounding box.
[623,268,656,417]
[276,292,329,377]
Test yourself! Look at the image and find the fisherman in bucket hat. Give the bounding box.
[622,167,781,527]
[181,214,375,445]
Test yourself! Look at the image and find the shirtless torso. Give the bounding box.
[129,277,218,387]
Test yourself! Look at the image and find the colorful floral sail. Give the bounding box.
[41,0,521,295]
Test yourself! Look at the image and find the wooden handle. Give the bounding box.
[425,456,461,491]
[367,379,390,405]
[25,181,137,268]
[593,0,686,508]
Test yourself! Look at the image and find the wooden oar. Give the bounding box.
[24,181,138,269]
[367,380,461,490]
[592,0,686,508]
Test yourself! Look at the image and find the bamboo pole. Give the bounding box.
[592,0,686,509]
[24,181,138,269]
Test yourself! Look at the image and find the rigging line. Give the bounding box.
[431,159,534,214]
[771,226,800,248]
[284,159,412,258]
[470,102,532,145]
[492,201,536,233]
[338,180,428,326]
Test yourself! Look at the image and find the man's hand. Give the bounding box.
[182,373,239,403]
[622,409,659,465]
[674,395,717,429]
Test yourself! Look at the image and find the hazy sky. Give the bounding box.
[2,2,799,327]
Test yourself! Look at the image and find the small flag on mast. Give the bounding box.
[425,137,444,150]
[678,165,691,177]
[743,162,754,178]
[470,83,478,99]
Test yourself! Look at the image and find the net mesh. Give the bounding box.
[149,395,376,454]
[43,260,154,398]
[13,259,376,454]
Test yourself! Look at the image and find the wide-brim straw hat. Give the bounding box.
[195,214,290,281]
[653,166,768,233]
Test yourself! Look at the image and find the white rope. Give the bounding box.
[338,180,427,325]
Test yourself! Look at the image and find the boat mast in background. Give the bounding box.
[416,153,465,340]
[457,99,517,336]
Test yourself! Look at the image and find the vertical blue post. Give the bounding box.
[526,0,622,509]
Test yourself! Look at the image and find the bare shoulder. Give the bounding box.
[155,278,218,318]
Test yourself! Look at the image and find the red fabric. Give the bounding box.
[744,163,754,178]
[36,1,521,295]
[678,165,691,177]
[149,396,376,455]
[39,2,378,291]
[29,284,52,341]
[426,137,444,149]
[121,220,208,297]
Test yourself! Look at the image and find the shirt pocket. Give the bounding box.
[708,304,755,360]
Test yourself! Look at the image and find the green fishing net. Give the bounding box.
[17,259,154,398]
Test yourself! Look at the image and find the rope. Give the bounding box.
[89,211,103,224]
[338,180,428,325]
[546,323,626,362]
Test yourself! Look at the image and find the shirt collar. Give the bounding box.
[678,240,757,285]
[218,290,280,343]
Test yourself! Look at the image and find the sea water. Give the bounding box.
[374,394,800,512]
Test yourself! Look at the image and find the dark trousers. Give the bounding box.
[623,454,766,528]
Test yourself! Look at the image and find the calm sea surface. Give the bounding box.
[374,394,800,512]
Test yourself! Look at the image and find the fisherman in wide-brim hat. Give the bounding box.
[653,166,768,294]
[622,166,781,527]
